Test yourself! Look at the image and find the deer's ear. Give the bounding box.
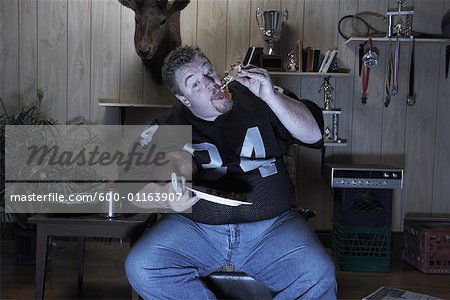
[167,0,190,15]
[118,0,137,11]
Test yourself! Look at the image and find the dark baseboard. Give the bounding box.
[2,227,404,249]
[2,225,405,259]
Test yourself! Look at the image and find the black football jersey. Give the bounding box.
[140,82,324,224]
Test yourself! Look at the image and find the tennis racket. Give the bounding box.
[338,11,387,40]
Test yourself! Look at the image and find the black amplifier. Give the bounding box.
[324,164,403,189]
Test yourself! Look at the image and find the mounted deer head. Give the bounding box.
[118,0,190,82]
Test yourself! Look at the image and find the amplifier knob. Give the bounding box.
[383,172,389,178]
[392,173,398,178]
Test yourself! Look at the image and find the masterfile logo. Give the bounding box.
[4,125,192,214]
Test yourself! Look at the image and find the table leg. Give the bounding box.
[77,237,85,295]
[35,227,48,300]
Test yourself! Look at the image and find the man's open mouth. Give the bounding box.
[212,91,225,101]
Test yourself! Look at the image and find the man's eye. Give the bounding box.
[192,81,199,88]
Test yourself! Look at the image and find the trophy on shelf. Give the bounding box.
[318,77,346,145]
[256,8,288,70]
[320,77,334,111]
[286,50,297,71]
[387,0,414,38]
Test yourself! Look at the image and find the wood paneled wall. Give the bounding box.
[1,0,449,230]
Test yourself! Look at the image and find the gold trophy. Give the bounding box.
[256,8,288,70]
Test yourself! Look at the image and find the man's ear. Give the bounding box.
[175,94,191,107]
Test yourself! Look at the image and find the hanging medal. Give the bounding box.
[361,39,378,104]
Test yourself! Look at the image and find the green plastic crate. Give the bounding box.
[332,223,392,272]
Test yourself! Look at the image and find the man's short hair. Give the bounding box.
[162,45,207,95]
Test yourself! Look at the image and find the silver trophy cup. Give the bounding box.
[256,8,288,55]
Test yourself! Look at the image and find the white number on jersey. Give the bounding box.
[184,126,277,179]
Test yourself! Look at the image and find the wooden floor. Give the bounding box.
[1,239,449,300]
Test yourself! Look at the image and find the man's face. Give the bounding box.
[175,57,233,121]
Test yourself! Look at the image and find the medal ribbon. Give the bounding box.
[392,37,400,96]
[361,39,372,104]
[385,40,393,107]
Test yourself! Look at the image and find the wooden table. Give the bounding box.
[29,213,156,300]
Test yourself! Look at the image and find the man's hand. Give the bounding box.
[168,173,200,212]
[235,66,276,103]
[166,182,200,212]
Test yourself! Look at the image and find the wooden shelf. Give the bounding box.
[269,71,350,77]
[345,37,450,45]
[98,98,171,108]
[98,99,171,125]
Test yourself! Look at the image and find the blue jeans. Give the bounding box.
[125,211,337,299]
